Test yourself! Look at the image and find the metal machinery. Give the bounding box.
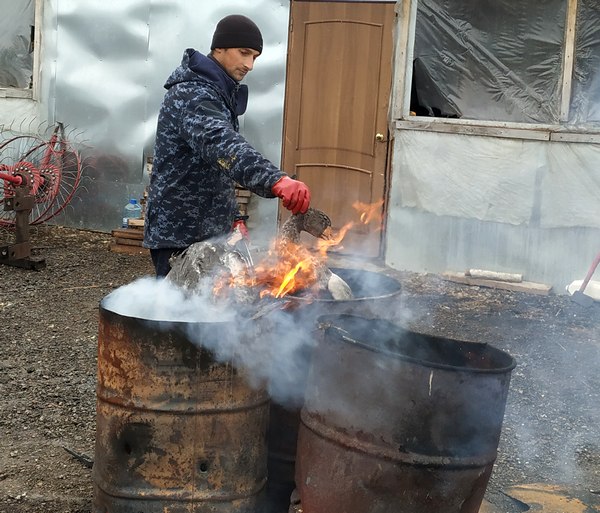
[0,124,83,269]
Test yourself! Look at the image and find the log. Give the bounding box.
[443,271,551,296]
[466,269,523,283]
[115,237,144,247]
[111,229,143,240]
[127,218,145,228]
[236,189,252,198]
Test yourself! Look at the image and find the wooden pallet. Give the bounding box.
[110,225,149,255]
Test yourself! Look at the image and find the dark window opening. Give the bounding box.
[0,0,35,90]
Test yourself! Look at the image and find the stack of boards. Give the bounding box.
[110,218,148,255]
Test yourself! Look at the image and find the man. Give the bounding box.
[144,14,310,276]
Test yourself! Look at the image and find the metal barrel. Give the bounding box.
[93,301,270,513]
[296,314,517,513]
[284,267,404,320]
[265,268,403,512]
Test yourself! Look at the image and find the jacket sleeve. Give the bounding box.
[179,92,285,198]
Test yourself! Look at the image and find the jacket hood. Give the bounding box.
[164,48,248,115]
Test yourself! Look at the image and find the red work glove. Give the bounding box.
[271,176,311,215]
[232,215,250,239]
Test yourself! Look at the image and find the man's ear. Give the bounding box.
[211,48,225,63]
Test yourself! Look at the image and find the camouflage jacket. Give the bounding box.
[144,48,285,249]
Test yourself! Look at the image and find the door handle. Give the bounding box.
[375,133,386,142]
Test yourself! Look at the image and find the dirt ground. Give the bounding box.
[0,224,598,513]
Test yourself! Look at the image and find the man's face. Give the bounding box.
[212,47,260,82]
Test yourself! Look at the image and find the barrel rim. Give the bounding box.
[317,314,517,374]
[99,297,233,327]
[287,267,403,304]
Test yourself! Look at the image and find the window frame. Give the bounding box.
[393,0,600,143]
[0,0,42,101]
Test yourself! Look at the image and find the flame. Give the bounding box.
[275,258,311,298]
[262,221,355,298]
[214,237,338,300]
[317,222,354,256]
[253,242,320,299]
[212,266,250,298]
[212,200,386,300]
[353,199,384,227]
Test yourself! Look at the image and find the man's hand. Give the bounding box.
[232,215,250,239]
[271,176,311,215]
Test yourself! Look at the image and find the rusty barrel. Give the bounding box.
[265,268,402,512]
[296,314,516,513]
[93,301,270,513]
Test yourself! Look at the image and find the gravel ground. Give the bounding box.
[0,224,598,513]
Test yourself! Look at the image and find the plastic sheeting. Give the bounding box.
[393,130,600,229]
[394,130,539,225]
[0,0,34,89]
[570,0,600,124]
[412,0,569,124]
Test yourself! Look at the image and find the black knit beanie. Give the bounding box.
[211,14,263,54]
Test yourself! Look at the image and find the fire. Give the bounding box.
[211,238,325,301]
[275,258,311,298]
[253,242,320,299]
[212,200,385,300]
[353,199,384,228]
[317,222,354,256]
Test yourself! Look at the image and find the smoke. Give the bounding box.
[101,270,514,454]
[100,250,600,498]
[498,337,600,489]
[101,249,414,409]
[103,270,559,507]
[103,276,237,323]
[102,275,321,407]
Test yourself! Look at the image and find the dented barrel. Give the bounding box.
[93,301,270,513]
[296,314,516,513]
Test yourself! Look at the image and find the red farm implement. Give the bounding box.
[0,123,83,269]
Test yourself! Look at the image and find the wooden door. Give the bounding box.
[281,1,395,258]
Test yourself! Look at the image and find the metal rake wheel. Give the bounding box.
[0,124,83,227]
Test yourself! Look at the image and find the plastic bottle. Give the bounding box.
[122,199,142,228]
